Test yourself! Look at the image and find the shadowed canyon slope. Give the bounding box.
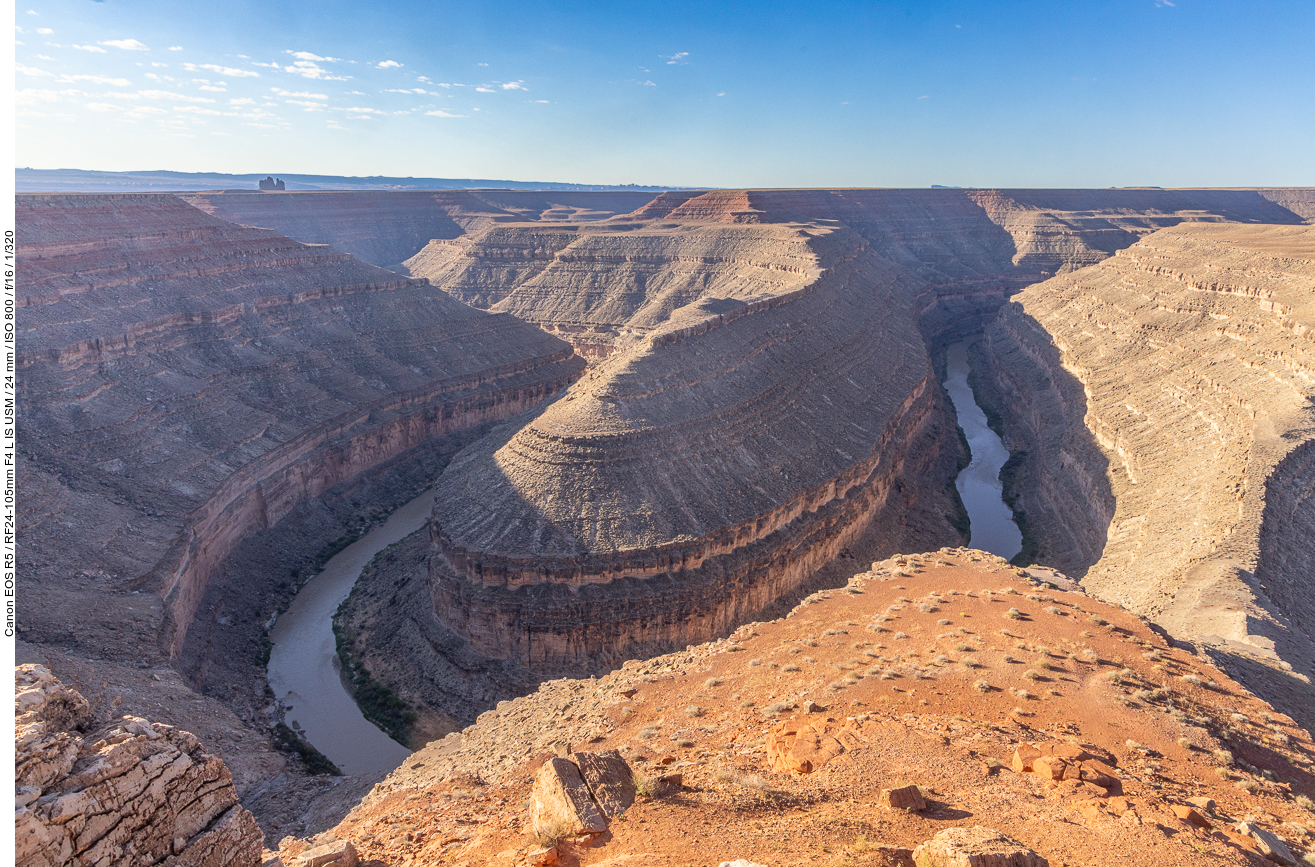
[15,193,583,743]
[979,223,1315,721]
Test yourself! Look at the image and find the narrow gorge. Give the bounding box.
[15,187,1315,845]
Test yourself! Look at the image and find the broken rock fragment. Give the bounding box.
[912,827,1048,867]
[573,749,636,817]
[531,757,608,839]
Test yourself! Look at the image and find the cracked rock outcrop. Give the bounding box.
[15,664,262,867]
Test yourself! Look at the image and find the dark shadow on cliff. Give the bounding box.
[970,311,1115,579]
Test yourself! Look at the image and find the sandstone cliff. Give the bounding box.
[16,664,263,867]
[425,220,969,668]
[180,190,654,269]
[979,223,1315,728]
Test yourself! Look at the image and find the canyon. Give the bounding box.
[14,186,1315,855]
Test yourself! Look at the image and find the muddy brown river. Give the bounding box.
[943,340,1024,561]
[265,490,435,775]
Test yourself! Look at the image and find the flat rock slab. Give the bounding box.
[531,757,607,837]
[573,750,635,818]
[913,827,1048,867]
[1236,822,1297,866]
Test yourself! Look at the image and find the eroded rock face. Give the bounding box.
[181,190,655,269]
[979,223,1315,725]
[427,223,967,667]
[15,664,262,867]
[407,189,1313,671]
[16,193,584,665]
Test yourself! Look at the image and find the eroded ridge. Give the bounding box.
[16,193,585,666]
[181,189,657,269]
[981,223,1315,714]
[426,223,967,667]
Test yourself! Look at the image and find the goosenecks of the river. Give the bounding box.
[265,491,433,776]
[943,340,1024,561]
[267,340,1022,776]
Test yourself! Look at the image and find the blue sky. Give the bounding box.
[12,1,1315,187]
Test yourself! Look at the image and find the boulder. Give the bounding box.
[1171,805,1211,829]
[880,785,928,812]
[530,757,608,840]
[294,840,358,867]
[913,827,1048,867]
[1235,822,1298,866]
[573,750,636,817]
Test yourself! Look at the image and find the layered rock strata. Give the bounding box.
[15,664,263,867]
[427,224,968,667]
[406,188,1310,354]
[16,192,583,671]
[181,190,654,269]
[402,188,1311,671]
[979,223,1315,720]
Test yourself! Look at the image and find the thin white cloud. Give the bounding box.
[101,38,150,51]
[664,51,689,65]
[917,95,930,99]
[384,87,431,94]
[284,99,327,110]
[377,60,402,68]
[501,80,527,91]
[416,75,432,83]
[26,9,37,14]
[105,89,217,103]
[15,87,88,105]
[168,46,183,51]
[477,62,488,67]
[199,85,226,91]
[642,80,656,86]
[347,114,375,120]
[335,106,384,114]
[182,62,259,78]
[72,44,108,53]
[174,106,236,116]
[17,65,131,87]
[534,99,549,104]
[283,60,350,80]
[475,86,494,93]
[271,87,328,99]
[1155,0,1175,5]
[425,109,465,117]
[716,91,726,97]
[289,50,341,62]
[36,28,52,34]
[229,97,256,105]
[35,54,52,60]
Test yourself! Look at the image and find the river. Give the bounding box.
[265,489,436,776]
[943,340,1024,561]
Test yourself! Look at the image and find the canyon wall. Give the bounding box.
[180,190,654,269]
[404,188,1312,670]
[16,193,584,671]
[980,223,1315,715]
[424,219,969,668]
